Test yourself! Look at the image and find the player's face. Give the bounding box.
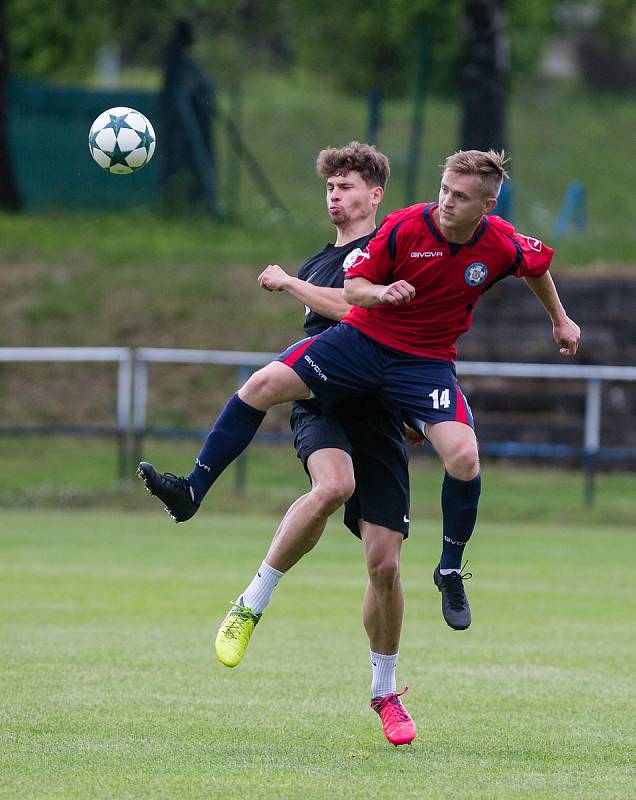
[325,172,382,226]
[438,171,495,231]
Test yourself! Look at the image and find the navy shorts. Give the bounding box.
[279,323,475,430]
[290,397,410,539]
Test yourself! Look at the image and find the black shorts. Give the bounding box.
[290,397,410,539]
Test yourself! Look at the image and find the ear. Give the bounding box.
[484,197,497,214]
[371,186,384,208]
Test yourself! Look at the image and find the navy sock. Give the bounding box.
[439,471,481,570]
[187,394,266,503]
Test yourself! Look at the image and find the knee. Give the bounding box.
[445,442,480,480]
[241,368,269,403]
[241,365,283,408]
[312,475,355,514]
[367,554,401,590]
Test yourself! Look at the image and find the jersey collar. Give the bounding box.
[423,203,489,248]
[330,228,378,250]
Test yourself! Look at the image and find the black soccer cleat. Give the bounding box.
[433,564,472,630]
[137,461,200,522]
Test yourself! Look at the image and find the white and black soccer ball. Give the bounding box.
[89,107,156,174]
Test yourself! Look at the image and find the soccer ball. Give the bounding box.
[88,107,156,174]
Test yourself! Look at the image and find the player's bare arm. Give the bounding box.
[524,272,581,356]
[344,276,416,308]
[258,264,351,321]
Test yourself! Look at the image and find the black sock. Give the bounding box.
[187,393,266,503]
[439,471,481,570]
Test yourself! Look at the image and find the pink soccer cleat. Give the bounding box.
[371,686,416,746]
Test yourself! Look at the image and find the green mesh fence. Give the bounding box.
[9,79,159,210]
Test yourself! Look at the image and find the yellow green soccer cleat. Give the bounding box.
[214,601,261,667]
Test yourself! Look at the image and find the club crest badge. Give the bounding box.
[465,262,489,286]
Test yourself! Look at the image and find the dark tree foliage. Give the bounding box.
[6,0,560,94]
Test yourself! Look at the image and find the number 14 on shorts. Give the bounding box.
[429,388,451,409]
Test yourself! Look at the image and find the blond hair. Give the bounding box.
[442,149,509,198]
[317,141,390,189]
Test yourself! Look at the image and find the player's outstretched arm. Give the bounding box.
[258,264,350,321]
[344,276,416,308]
[524,272,581,356]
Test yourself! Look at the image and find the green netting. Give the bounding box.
[9,79,159,210]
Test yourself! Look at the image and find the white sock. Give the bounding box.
[370,650,399,699]
[237,561,285,615]
[440,567,461,575]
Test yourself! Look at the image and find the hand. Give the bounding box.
[404,424,425,446]
[258,265,290,292]
[553,315,581,356]
[376,280,416,305]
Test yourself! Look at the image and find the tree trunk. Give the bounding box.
[0,0,20,211]
[460,0,508,153]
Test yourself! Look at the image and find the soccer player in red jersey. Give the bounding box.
[139,148,580,635]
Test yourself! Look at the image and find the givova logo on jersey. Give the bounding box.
[342,247,370,272]
[465,262,489,286]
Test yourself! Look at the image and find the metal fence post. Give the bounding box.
[583,377,602,507]
[132,353,149,473]
[116,349,133,481]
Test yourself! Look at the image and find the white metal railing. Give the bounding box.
[0,347,132,431]
[2,347,635,458]
[1,347,635,500]
[449,361,636,457]
[132,348,277,434]
[133,348,636,458]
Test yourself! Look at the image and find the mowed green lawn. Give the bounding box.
[1,511,633,799]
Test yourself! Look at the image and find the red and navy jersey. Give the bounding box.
[342,203,553,361]
[298,231,376,337]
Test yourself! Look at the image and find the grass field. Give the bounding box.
[1,509,634,799]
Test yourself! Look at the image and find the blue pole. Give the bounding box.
[554,180,587,239]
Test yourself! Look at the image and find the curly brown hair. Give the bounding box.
[442,149,510,198]
[316,141,390,189]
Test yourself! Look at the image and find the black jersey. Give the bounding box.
[298,232,376,337]
[289,231,409,536]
